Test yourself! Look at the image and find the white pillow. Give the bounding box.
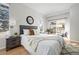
[23,29,29,35]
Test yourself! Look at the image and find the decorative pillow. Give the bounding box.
[23,29,29,35]
[29,29,35,35]
[33,29,38,35]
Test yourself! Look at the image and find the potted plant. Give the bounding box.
[46,29,50,34]
[14,32,18,36]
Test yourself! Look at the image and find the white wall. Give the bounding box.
[70,4,79,41]
[0,32,6,49]
[65,16,70,39]
[9,3,44,35]
[0,31,10,49]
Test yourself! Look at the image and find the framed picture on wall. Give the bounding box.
[0,4,9,32]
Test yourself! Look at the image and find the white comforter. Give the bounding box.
[21,34,64,55]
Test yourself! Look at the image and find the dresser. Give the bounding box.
[6,36,21,51]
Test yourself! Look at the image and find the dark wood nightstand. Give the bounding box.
[6,36,21,51]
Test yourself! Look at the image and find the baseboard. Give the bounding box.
[0,46,5,50]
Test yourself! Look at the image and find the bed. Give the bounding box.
[20,25,64,55]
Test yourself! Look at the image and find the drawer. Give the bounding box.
[7,38,20,41]
[6,44,20,51]
[6,42,20,48]
[7,39,20,43]
[7,40,20,45]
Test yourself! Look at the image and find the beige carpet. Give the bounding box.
[61,44,79,55]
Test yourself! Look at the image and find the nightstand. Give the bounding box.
[6,36,21,51]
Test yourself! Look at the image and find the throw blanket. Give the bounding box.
[29,35,64,52]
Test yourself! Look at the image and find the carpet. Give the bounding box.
[61,44,79,55]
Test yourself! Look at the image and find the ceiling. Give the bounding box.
[24,3,73,15]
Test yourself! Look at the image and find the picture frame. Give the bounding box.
[0,4,9,32]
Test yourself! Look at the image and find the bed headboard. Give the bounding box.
[20,25,38,34]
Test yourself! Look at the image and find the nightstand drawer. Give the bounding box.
[7,40,20,45]
[7,42,20,48]
[7,39,20,43]
[6,37,20,41]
